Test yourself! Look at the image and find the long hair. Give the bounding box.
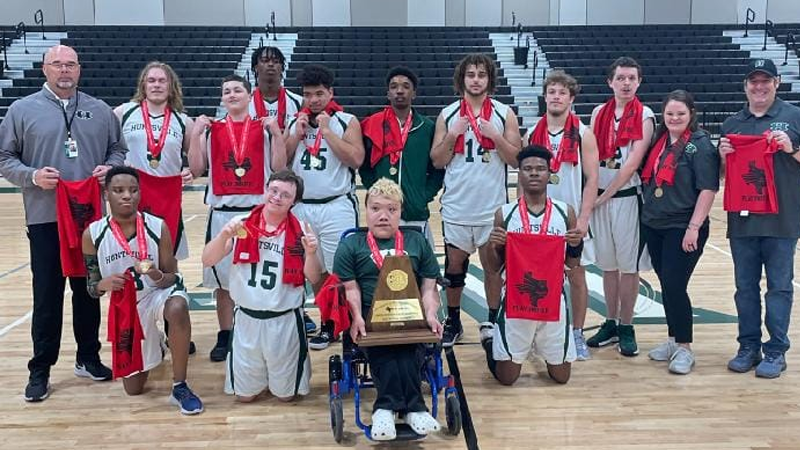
[652,90,700,144]
[452,53,497,96]
[131,61,185,112]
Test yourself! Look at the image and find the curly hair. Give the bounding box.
[542,70,581,97]
[365,178,404,205]
[297,64,334,88]
[452,53,497,96]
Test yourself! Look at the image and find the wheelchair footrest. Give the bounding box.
[366,424,426,441]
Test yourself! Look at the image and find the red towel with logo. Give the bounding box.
[593,96,644,161]
[107,273,144,379]
[232,205,305,287]
[55,177,103,277]
[361,107,409,168]
[136,170,182,247]
[723,133,779,214]
[505,233,565,322]
[209,120,265,196]
[314,274,351,336]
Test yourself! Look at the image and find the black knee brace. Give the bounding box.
[444,246,470,288]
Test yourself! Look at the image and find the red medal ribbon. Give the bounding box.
[108,213,149,263]
[392,110,414,166]
[366,230,404,269]
[140,101,171,162]
[518,197,552,235]
[305,129,324,158]
[225,115,252,167]
[642,128,692,187]
[253,87,287,130]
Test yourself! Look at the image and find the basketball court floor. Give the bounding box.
[1,184,798,450]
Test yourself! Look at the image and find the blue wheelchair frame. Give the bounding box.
[326,227,461,443]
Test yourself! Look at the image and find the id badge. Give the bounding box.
[64,138,78,158]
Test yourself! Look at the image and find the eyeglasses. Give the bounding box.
[46,62,80,71]
[266,187,293,201]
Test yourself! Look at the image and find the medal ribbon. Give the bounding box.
[391,110,414,166]
[464,103,487,149]
[518,197,552,235]
[225,116,252,167]
[366,230,404,269]
[253,87,287,130]
[305,129,323,158]
[247,212,288,239]
[140,101,171,162]
[108,213,149,262]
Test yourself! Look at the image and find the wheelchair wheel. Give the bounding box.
[445,394,461,436]
[330,396,344,443]
[329,354,342,382]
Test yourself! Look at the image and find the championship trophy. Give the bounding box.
[357,255,439,347]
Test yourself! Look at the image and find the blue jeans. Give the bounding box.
[730,237,797,354]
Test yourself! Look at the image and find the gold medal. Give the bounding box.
[236,227,249,239]
[549,174,560,184]
[482,152,491,163]
[654,187,664,198]
[605,158,617,169]
[389,166,398,176]
[149,159,159,169]
[310,156,322,169]
[138,260,152,273]
[235,167,246,177]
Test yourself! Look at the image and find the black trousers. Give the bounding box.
[642,223,709,344]
[366,344,427,413]
[27,223,101,376]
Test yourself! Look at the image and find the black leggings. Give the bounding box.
[642,224,709,343]
[366,344,427,413]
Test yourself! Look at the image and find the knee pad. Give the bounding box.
[443,247,470,288]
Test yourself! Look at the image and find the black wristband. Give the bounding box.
[566,239,584,258]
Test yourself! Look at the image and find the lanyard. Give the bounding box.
[518,197,552,235]
[58,92,79,139]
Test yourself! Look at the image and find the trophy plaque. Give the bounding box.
[357,255,439,347]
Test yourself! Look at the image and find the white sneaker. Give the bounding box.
[648,338,678,361]
[478,322,495,345]
[573,329,591,361]
[371,409,396,441]
[668,347,695,375]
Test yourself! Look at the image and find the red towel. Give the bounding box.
[314,274,351,336]
[454,97,495,154]
[641,128,692,187]
[723,133,780,214]
[593,96,644,161]
[505,233,565,322]
[527,113,581,171]
[232,205,305,287]
[209,118,265,196]
[253,86,287,130]
[297,100,344,118]
[136,170,182,247]
[362,107,413,168]
[55,177,102,277]
[107,273,144,379]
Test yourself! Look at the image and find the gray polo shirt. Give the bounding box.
[641,130,721,230]
[720,98,800,239]
[0,86,127,225]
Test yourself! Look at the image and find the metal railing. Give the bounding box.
[16,22,28,54]
[763,19,773,51]
[34,9,45,39]
[782,32,796,66]
[1,29,9,75]
[744,7,756,37]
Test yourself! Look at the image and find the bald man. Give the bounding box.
[0,45,127,402]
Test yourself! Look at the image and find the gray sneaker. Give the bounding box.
[648,338,678,361]
[573,329,591,361]
[668,347,695,375]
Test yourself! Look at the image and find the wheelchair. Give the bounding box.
[327,335,462,443]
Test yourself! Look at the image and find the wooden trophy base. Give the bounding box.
[356,328,439,347]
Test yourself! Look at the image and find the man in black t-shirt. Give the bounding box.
[718,58,800,379]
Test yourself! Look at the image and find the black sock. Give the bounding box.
[447,307,461,326]
[488,308,499,324]
[217,329,231,346]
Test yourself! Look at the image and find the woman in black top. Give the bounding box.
[640,90,720,374]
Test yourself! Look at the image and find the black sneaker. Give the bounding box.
[74,360,112,381]
[304,313,318,334]
[309,330,338,350]
[24,373,50,402]
[209,330,230,362]
[441,318,463,348]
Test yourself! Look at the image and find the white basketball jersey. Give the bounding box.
[288,111,356,200]
[248,88,303,124]
[524,121,588,215]
[228,232,305,311]
[203,120,271,208]
[440,98,510,225]
[592,104,655,191]
[502,198,569,236]
[89,213,163,300]
[120,102,188,176]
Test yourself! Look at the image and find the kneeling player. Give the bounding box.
[82,166,203,415]
[482,146,583,385]
[202,170,322,402]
